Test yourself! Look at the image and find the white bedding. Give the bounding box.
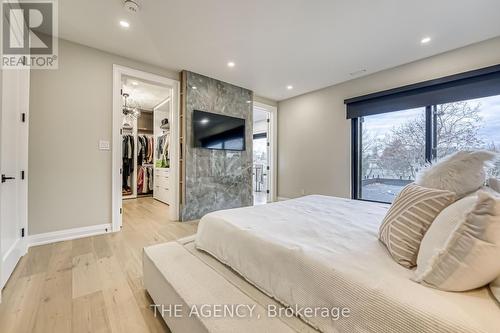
[195,195,500,333]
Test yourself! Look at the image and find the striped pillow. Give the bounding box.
[379,184,456,268]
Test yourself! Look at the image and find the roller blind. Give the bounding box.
[345,64,500,119]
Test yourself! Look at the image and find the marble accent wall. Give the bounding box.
[181,71,253,221]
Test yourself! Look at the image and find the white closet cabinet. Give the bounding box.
[154,168,170,204]
[153,100,170,205]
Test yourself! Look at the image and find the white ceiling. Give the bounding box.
[122,75,170,110]
[59,0,500,101]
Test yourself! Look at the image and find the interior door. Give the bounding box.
[1,68,29,289]
[252,109,271,205]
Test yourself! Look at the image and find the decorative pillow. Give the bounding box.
[486,179,500,302]
[413,191,500,292]
[415,150,497,198]
[488,178,500,193]
[379,184,456,268]
[416,196,477,269]
[491,277,500,304]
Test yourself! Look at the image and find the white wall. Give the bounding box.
[28,39,179,235]
[254,95,277,107]
[28,39,277,235]
[277,37,500,199]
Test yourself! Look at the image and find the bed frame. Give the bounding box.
[143,236,318,333]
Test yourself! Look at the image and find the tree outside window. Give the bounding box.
[360,95,500,203]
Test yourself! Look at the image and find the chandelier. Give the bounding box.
[122,93,141,118]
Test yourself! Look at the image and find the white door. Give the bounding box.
[0,68,30,289]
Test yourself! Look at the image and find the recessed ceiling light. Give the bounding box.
[131,81,139,86]
[287,85,293,90]
[227,61,235,68]
[246,100,252,104]
[421,37,431,44]
[192,86,197,90]
[120,20,130,28]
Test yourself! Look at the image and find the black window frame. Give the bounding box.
[347,64,500,204]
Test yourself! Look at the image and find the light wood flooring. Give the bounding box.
[0,197,198,333]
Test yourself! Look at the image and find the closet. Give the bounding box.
[122,97,171,205]
[137,112,155,196]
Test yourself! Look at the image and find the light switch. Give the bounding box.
[99,140,110,150]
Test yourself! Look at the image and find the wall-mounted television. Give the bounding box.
[193,110,246,151]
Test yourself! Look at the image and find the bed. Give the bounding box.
[144,195,500,333]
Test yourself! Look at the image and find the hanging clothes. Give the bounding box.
[143,166,149,193]
[137,167,144,193]
[137,165,154,194]
[147,136,154,163]
[137,135,145,166]
[148,167,154,192]
[122,134,134,195]
[156,132,170,168]
[137,134,154,166]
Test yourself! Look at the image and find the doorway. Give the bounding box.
[113,65,180,231]
[252,102,277,205]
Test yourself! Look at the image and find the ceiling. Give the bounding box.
[59,0,500,101]
[122,75,170,110]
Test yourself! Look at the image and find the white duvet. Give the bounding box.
[195,195,500,333]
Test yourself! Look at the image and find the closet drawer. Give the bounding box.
[155,175,169,189]
[155,168,170,177]
[154,186,170,204]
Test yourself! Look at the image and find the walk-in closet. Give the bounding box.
[121,75,172,207]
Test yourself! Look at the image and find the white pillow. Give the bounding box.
[416,196,477,269]
[414,191,500,291]
[488,178,500,193]
[415,150,497,198]
[486,179,500,303]
[491,277,500,304]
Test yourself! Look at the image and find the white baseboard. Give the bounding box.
[29,223,113,247]
[1,238,27,288]
[277,196,291,201]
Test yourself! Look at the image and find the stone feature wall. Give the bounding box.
[181,71,253,221]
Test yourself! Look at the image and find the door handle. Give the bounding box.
[1,175,15,183]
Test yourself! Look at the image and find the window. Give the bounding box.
[360,108,426,202]
[436,95,500,178]
[347,65,500,204]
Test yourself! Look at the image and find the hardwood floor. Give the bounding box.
[0,197,198,333]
